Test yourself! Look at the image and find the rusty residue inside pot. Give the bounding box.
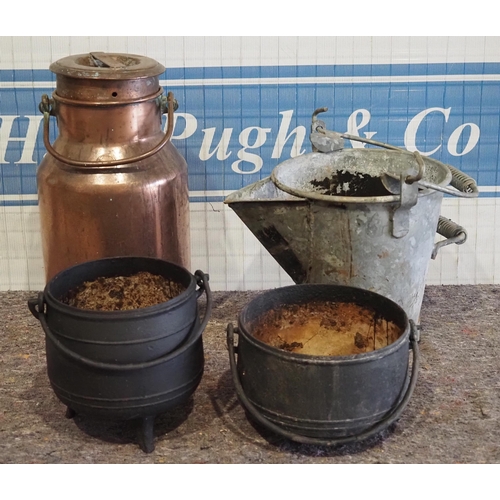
[251,301,403,356]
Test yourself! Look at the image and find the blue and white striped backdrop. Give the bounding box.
[1,36,499,289]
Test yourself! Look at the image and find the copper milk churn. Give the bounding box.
[37,52,190,281]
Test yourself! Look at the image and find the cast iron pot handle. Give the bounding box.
[226,320,420,447]
[38,91,177,169]
[27,270,212,371]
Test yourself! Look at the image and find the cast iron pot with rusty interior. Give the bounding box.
[28,256,212,453]
[227,283,419,446]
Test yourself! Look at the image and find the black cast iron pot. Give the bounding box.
[29,257,207,364]
[28,257,212,453]
[227,283,419,447]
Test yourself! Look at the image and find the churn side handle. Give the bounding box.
[39,91,177,168]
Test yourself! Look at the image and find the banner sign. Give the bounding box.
[1,63,499,205]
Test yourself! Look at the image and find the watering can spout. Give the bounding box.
[224,178,310,283]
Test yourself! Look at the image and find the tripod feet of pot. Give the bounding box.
[65,407,76,419]
[138,416,156,453]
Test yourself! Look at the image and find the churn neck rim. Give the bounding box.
[49,52,166,80]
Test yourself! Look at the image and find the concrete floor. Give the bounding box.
[1,285,499,463]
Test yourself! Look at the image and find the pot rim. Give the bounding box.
[237,284,410,365]
[43,256,198,320]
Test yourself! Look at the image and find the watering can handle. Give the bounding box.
[39,91,177,168]
[340,133,478,198]
[226,321,420,447]
[432,216,467,259]
[311,109,478,198]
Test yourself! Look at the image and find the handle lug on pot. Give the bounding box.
[27,292,45,320]
[226,323,239,353]
[409,319,421,343]
[195,270,210,298]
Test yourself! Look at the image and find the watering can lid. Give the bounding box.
[50,52,166,80]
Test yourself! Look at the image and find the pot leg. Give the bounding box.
[139,416,156,453]
[65,407,76,419]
